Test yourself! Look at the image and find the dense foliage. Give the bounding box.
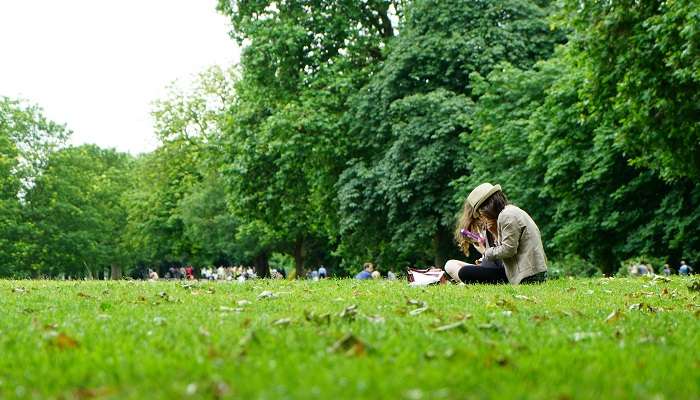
[1,0,698,278]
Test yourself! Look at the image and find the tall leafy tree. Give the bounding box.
[560,0,700,181]
[24,145,133,278]
[124,66,239,272]
[338,0,563,269]
[0,97,69,277]
[468,45,700,274]
[217,0,403,275]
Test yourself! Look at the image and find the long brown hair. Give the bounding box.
[454,199,479,256]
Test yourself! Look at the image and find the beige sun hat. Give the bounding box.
[467,183,502,217]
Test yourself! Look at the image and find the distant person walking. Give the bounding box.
[663,264,671,276]
[445,183,547,285]
[679,260,693,276]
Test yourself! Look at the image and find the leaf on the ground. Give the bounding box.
[153,316,167,326]
[566,287,576,292]
[513,294,536,302]
[257,290,275,299]
[570,331,601,342]
[219,306,243,313]
[531,315,550,324]
[77,292,92,299]
[494,298,517,311]
[652,275,671,283]
[44,323,59,331]
[72,386,114,399]
[328,333,368,357]
[304,310,331,325]
[339,304,358,321]
[237,300,251,306]
[50,332,80,349]
[409,306,429,316]
[365,314,385,324]
[210,382,230,399]
[688,280,700,293]
[478,323,503,332]
[237,330,259,357]
[12,287,26,293]
[628,303,657,313]
[273,318,291,326]
[444,348,455,359]
[605,309,623,324]
[198,326,210,337]
[435,320,467,332]
[407,299,427,308]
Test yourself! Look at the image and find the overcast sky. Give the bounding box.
[0,0,240,154]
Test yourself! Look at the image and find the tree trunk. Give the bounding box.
[433,225,451,269]
[110,264,122,280]
[293,236,304,279]
[255,252,271,278]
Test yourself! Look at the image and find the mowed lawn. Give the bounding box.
[1,277,698,399]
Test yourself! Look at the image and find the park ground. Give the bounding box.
[1,277,699,399]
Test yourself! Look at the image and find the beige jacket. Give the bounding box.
[483,205,547,284]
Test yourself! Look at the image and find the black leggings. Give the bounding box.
[457,260,507,284]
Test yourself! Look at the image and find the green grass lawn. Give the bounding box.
[1,277,699,399]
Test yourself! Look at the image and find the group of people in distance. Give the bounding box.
[147,183,690,286]
[201,266,257,282]
[354,262,398,280]
[633,260,695,277]
[148,266,195,281]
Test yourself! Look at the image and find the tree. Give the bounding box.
[560,0,700,181]
[0,97,69,277]
[123,66,240,273]
[467,43,700,274]
[217,0,404,276]
[24,145,133,278]
[337,0,563,269]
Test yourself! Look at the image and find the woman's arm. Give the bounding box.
[483,214,521,261]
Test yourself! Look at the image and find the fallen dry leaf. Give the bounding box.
[51,332,80,349]
[407,299,427,308]
[570,331,601,342]
[365,315,385,324]
[272,318,292,326]
[409,306,429,316]
[338,304,358,321]
[435,320,467,332]
[328,333,368,357]
[605,309,623,324]
[257,290,275,299]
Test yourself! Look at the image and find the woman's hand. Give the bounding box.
[472,241,486,255]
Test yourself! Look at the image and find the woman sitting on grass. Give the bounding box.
[445,183,548,285]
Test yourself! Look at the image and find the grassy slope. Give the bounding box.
[0,278,698,399]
